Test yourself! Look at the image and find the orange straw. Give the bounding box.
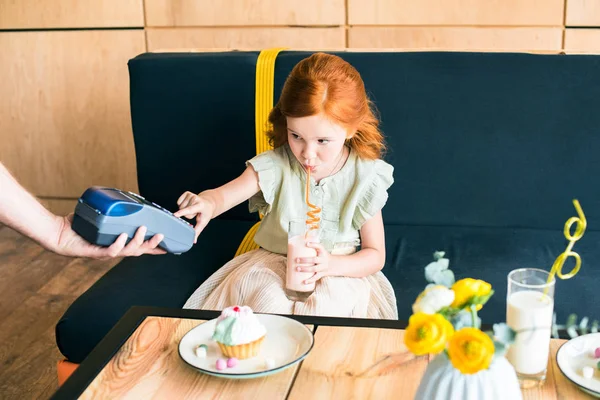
[305,167,321,239]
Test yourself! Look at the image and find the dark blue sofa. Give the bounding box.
[56,51,600,364]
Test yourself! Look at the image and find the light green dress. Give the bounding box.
[183,144,398,319]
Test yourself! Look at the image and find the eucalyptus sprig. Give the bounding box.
[552,313,600,339]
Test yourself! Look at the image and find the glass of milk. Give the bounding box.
[285,221,317,301]
[506,268,556,389]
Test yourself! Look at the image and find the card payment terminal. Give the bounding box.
[72,187,195,254]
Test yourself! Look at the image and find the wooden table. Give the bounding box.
[51,307,594,399]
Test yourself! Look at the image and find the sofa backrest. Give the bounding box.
[129,51,600,230]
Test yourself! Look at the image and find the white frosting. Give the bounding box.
[216,306,267,345]
[195,347,207,358]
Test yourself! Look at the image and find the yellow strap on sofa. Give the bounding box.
[235,48,286,257]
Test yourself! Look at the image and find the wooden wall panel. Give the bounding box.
[564,29,600,53]
[0,0,144,29]
[348,27,563,51]
[0,30,145,198]
[146,28,346,51]
[145,0,345,26]
[566,0,600,26]
[348,0,564,26]
[39,199,79,216]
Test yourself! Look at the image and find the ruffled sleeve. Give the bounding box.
[352,159,394,230]
[246,149,283,216]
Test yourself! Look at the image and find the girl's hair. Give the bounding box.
[266,53,385,160]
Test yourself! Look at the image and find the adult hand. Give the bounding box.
[53,214,166,259]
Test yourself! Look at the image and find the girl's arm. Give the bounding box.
[174,165,260,240]
[197,166,261,218]
[300,211,386,282]
[327,211,386,277]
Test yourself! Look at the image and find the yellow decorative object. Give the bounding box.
[404,312,455,355]
[234,221,262,257]
[235,48,287,257]
[447,327,495,374]
[254,48,286,155]
[450,278,492,311]
[547,199,586,284]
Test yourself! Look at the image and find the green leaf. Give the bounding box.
[451,309,481,330]
[493,323,516,345]
[566,313,579,338]
[492,328,514,358]
[438,306,462,320]
[580,317,589,335]
[431,270,455,288]
[567,326,579,338]
[424,253,456,287]
[566,313,578,327]
[468,290,495,308]
[551,313,560,339]
[424,258,450,283]
[492,339,508,358]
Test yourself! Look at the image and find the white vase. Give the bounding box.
[414,353,522,400]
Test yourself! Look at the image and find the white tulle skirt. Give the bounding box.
[183,248,398,319]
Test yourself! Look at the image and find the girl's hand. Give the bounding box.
[295,242,330,284]
[174,191,215,242]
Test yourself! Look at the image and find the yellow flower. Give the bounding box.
[448,327,495,374]
[451,278,492,311]
[404,313,454,355]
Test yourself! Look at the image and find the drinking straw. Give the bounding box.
[544,199,587,293]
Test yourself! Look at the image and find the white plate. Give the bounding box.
[178,314,314,379]
[556,332,600,398]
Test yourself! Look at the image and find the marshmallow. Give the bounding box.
[216,358,227,370]
[195,345,207,358]
[227,357,239,368]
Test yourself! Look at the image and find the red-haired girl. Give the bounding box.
[176,53,397,318]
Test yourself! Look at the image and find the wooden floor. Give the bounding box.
[0,226,118,400]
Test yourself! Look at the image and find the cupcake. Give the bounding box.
[212,305,266,359]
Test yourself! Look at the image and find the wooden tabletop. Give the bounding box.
[70,315,593,400]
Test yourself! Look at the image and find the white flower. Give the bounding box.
[412,285,455,314]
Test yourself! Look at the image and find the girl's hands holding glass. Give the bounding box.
[174,191,215,242]
[295,241,331,284]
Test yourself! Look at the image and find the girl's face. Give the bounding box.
[286,114,350,176]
